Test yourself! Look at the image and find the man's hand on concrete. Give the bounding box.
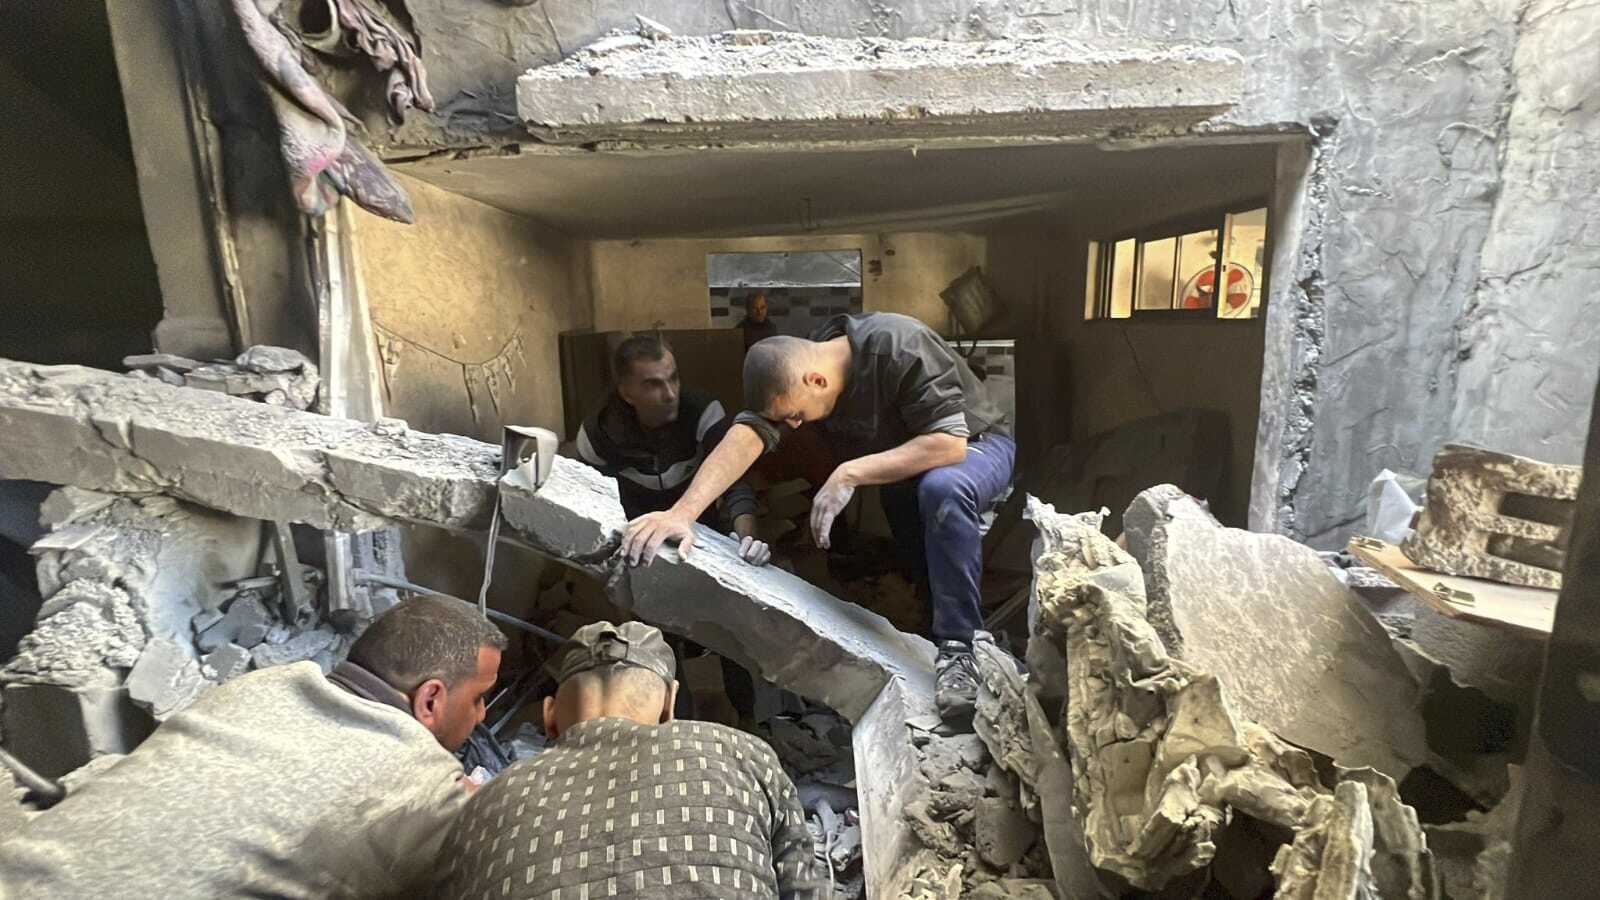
[731,533,772,566]
[810,466,857,549]
[622,509,696,565]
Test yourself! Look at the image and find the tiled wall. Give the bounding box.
[708,287,864,337]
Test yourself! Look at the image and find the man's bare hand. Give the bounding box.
[622,509,696,565]
[731,533,772,566]
[810,466,857,549]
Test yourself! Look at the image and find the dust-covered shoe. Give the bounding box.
[934,640,979,723]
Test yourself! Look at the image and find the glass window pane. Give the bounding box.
[1219,207,1268,319]
[1137,237,1177,310]
[1110,239,1135,319]
[1084,241,1100,320]
[1175,229,1221,310]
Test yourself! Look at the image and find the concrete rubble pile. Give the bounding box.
[1026,497,1436,897]
[123,345,320,411]
[0,358,939,894]
[0,484,352,777]
[0,354,392,781]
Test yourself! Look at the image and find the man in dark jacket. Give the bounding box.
[576,334,770,565]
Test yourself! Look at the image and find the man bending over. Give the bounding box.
[438,621,829,899]
[622,312,1014,721]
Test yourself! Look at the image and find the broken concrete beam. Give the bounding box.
[1027,497,1436,894]
[613,542,934,723]
[517,31,1243,147]
[1404,443,1580,589]
[0,683,154,778]
[1134,484,1428,780]
[0,359,500,534]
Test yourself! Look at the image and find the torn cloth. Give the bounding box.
[229,0,415,222]
[331,0,435,118]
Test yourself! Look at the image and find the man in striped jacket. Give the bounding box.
[576,334,770,565]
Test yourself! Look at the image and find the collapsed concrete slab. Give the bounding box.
[1134,485,1428,780]
[517,30,1243,147]
[499,459,936,723]
[1027,497,1435,894]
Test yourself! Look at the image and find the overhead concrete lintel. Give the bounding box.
[516,31,1244,147]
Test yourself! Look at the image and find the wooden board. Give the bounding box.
[1347,537,1555,639]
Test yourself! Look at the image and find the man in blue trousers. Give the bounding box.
[622,312,1014,721]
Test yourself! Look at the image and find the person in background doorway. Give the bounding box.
[737,291,779,350]
[621,313,1014,723]
[0,596,505,898]
[438,621,829,900]
[576,334,771,565]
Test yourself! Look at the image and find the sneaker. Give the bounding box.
[935,640,979,722]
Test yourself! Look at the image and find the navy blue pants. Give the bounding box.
[879,433,1016,644]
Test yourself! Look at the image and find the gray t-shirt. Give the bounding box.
[0,662,469,898]
[734,312,1011,459]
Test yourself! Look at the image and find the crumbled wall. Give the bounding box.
[364,0,1600,549]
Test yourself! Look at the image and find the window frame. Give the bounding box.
[1086,198,1272,322]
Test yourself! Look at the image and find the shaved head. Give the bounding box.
[742,336,808,412]
[544,662,678,739]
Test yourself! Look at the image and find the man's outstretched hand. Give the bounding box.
[732,533,772,566]
[622,509,697,565]
[810,466,857,550]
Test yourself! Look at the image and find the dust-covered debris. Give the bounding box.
[1027,496,1436,894]
[1404,443,1580,590]
[1130,484,1428,780]
[126,345,321,411]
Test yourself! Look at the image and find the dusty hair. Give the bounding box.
[612,333,673,381]
[347,596,507,691]
[742,335,806,413]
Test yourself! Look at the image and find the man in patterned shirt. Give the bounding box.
[439,621,829,900]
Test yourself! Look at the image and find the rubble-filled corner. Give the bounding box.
[1023,495,1437,896]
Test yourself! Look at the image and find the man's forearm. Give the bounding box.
[837,433,966,487]
[670,423,765,520]
[733,513,757,539]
